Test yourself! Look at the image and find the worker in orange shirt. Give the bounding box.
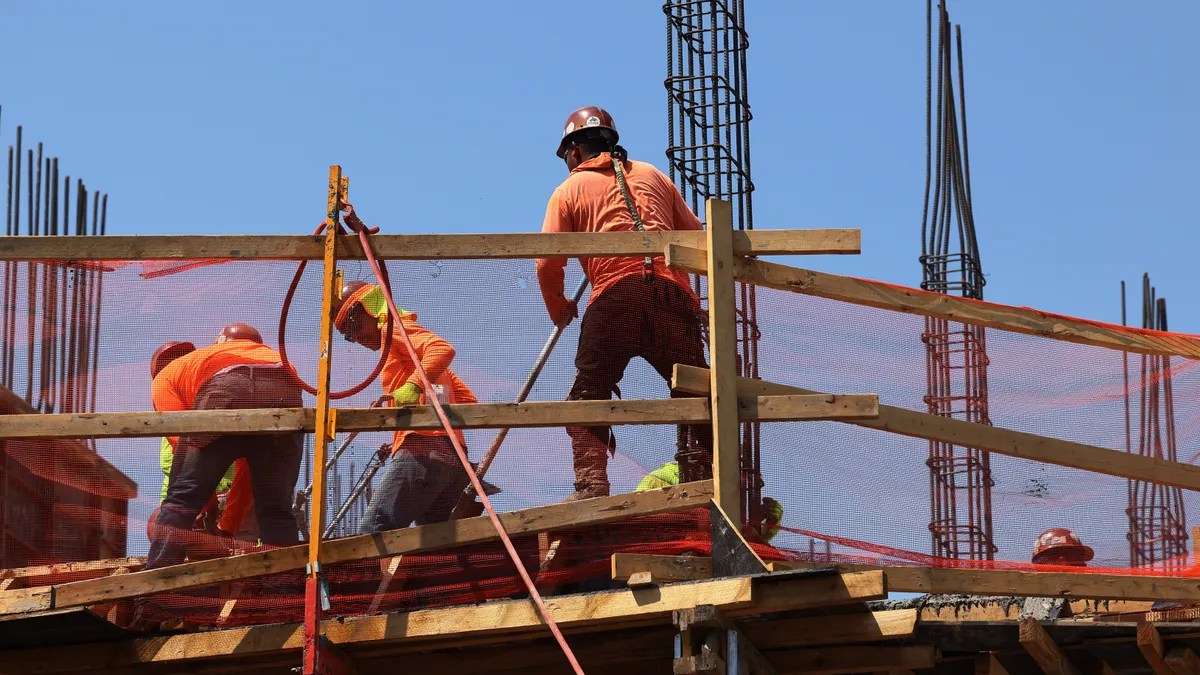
[332,280,477,532]
[146,322,302,570]
[537,106,713,501]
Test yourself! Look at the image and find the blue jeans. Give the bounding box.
[358,436,470,534]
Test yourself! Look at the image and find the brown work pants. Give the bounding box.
[566,275,714,495]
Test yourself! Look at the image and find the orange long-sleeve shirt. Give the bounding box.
[536,153,702,320]
[151,340,283,535]
[383,312,477,452]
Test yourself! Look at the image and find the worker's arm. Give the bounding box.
[404,324,456,392]
[217,459,253,536]
[535,188,574,325]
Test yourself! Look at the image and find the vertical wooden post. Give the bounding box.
[705,198,741,527]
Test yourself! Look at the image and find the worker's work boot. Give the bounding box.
[565,423,614,502]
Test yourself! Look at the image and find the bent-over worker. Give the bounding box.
[537,105,713,501]
[146,322,302,570]
[332,280,478,532]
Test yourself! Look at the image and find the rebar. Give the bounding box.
[664,0,760,520]
[920,1,995,561]
[1125,275,1188,568]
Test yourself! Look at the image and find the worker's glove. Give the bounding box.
[391,382,423,406]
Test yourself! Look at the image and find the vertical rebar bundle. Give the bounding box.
[919,3,995,560]
[1123,276,1188,568]
[1,109,109,422]
[664,0,760,521]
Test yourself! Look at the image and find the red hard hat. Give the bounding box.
[151,341,196,379]
[556,106,619,158]
[219,322,262,344]
[1032,528,1094,565]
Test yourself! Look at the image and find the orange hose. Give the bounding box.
[355,227,586,675]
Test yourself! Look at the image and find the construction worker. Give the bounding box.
[332,280,478,532]
[145,322,302,570]
[538,106,713,501]
[635,461,783,544]
[1031,528,1093,567]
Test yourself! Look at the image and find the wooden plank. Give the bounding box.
[774,560,1200,602]
[0,578,13,591]
[674,365,1200,492]
[1137,622,1174,675]
[731,570,885,616]
[0,586,52,614]
[737,630,781,675]
[0,394,877,441]
[975,653,1011,675]
[318,480,714,566]
[763,645,937,675]
[1020,617,1082,675]
[705,199,742,525]
[741,609,917,649]
[625,571,656,588]
[7,481,712,613]
[611,553,712,583]
[0,557,145,582]
[666,243,1200,360]
[0,229,860,261]
[1166,646,1200,675]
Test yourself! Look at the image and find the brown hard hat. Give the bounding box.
[1032,527,1094,565]
[556,106,619,158]
[151,341,196,379]
[219,323,263,344]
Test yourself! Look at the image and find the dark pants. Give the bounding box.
[147,365,303,570]
[567,275,714,494]
[358,436,470,533]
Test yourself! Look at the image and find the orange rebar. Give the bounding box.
[352,221,586,675]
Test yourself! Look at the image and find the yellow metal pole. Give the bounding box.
[309,164,342,561]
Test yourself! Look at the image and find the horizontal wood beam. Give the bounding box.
[666,244,1200,359]
[2,570,880,674]
[763,644,937,675]
[742,609,917,649]
[0,393,878,441]
[0,229,859,261]
[0,481,713,614]
[0,557,145,582]
[774,560,1200,602]
[674,365,1200,492]
[611,553,712,583]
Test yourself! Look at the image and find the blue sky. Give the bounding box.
[2,1,1198,328]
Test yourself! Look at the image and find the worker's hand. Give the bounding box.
[391,382,423,406]
[549,298,578,328]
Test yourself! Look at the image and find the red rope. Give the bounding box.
[354,227,586,675]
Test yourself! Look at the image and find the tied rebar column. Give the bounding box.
[664,0,760,523]
[919,2,995,561]
[1124,276,1188,569]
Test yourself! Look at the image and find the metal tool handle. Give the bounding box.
[449,275,588,518]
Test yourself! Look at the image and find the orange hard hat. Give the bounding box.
[219,322,262,344]
[151,341,196,379]
[332,280,374,329]
[1032,528,1094,565]
[556,106,619,158]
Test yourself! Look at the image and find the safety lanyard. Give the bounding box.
[611,156,655,282]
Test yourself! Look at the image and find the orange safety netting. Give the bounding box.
[1,256,1199,627]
